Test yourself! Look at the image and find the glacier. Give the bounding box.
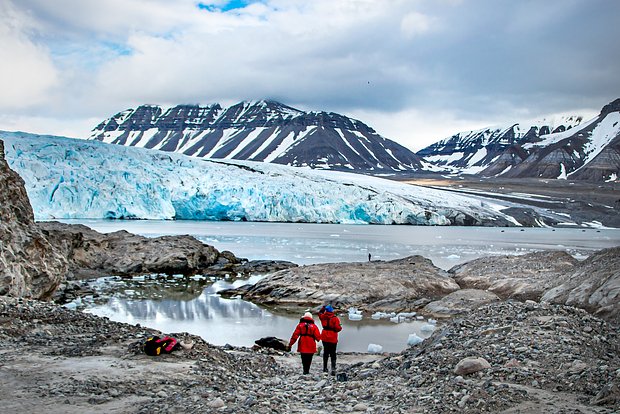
[1,131,559,225]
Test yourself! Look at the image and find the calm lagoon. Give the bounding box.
[64,220,619,352]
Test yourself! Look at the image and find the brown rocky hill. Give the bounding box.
[0,140,66,299]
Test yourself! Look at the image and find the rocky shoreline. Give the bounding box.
[1,295,618,413]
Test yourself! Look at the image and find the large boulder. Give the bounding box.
[237,255,459,312]
[449,251,578,301]
[541,247,620,323]
[0,140,67,298]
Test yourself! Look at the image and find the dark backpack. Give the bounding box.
[143,336,164,356]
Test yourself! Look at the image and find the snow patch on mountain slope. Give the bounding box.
[522,117,598,149]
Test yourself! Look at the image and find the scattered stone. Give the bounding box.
[454,357,492,375]
[208,397,226,408]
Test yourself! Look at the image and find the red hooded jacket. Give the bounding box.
[289,317,321,354]
[318,311,342,344]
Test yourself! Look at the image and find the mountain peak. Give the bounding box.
[91,100,425,172]
[600,98,620,117]
[418,99,620,182]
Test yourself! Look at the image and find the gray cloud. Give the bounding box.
[1,0,618,149]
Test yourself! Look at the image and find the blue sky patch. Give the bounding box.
[197,1,257,12]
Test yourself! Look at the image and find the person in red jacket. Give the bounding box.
[289,311,322,375]
[318,304,342,375]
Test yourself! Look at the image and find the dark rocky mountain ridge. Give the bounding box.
[418,99,620,182]
[91,100,427,172]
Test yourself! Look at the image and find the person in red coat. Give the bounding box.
[289,311,322,375]
[318,304,343,375]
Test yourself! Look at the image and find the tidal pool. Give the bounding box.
[82,273,432,353]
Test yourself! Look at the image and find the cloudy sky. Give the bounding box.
[1,0,619,150]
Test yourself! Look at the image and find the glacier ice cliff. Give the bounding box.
[1,131,556,226]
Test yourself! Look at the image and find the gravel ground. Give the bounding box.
[0,296,618,413]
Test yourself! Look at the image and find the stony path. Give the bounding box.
[1,297,618,413]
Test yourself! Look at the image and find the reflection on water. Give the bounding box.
[71,220,619,352]
[84,274,430,353]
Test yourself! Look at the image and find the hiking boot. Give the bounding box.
[330,370,336,376]
[323,368,329,373]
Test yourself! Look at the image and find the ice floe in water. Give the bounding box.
[368,343,383,353]
[407,333,424,346]
[348,307,363,321]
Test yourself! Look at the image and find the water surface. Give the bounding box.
[65,220,619,352]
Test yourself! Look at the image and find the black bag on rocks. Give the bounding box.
[255,336,290,351]
[143,336,180,356]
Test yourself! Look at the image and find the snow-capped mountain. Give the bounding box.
[418,99,620,182]
[417,116,584,175]
[1,131,569,226]
[91,100,428,172]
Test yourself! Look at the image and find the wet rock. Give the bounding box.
[254,337,290,352]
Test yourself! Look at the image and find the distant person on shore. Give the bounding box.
[288,311,322,375]
[368,253,371,262]
[143,335,194,356]
[318,304,342,375]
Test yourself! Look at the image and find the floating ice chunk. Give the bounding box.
[389,312,417,323]
[348,307,363,320]
[407,333,423,346]
[427,318,437,325]
[371,311,395,320]
[416,315,425,320]
[447,254,461,259]
[367,343,383,353]
[420,324,436,333]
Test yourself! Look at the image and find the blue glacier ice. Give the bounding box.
[1,131,535,225]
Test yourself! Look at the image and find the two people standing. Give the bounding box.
[288,305,342,375]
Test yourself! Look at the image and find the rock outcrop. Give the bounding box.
[227,249,620,323]
[0,140,67,299]
[449,250,579,301]
[226,256,460,312]
[541,247,620,321]
[39,221,297,281]
[423,288,500,317]
[39,221,221,279]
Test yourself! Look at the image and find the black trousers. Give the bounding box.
[300,353,314,374]
[323,341,337,371]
